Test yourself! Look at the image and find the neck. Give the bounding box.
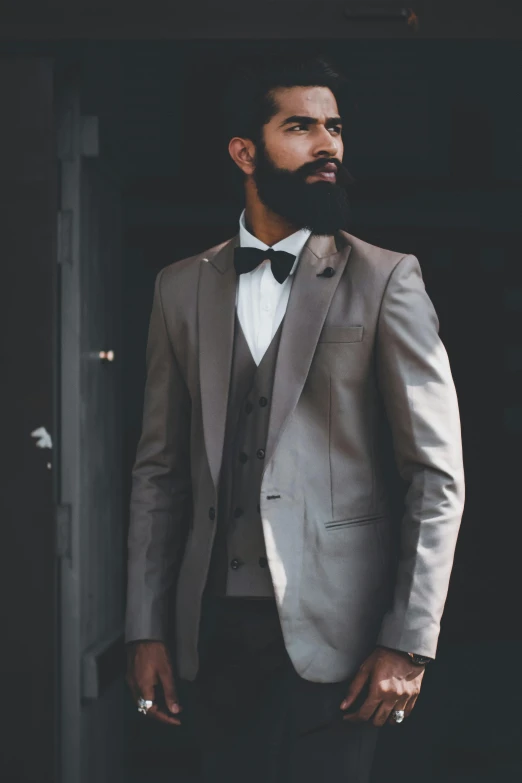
[244,181,300,246]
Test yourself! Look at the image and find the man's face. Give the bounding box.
[252,85,352,235]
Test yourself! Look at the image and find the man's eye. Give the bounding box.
[287,124,342,133]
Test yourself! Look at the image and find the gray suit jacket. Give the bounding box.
[125,230,465,683]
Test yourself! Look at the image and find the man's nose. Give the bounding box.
[313,128,340,157]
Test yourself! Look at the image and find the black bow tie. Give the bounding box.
[233,246,296,284]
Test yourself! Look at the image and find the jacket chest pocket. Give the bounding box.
[317,325,364,344]
[313,324,367,382]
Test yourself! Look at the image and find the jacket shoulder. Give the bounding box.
[339,230,411,278]
[157,235,236,287]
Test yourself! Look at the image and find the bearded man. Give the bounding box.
[125,54,465,783]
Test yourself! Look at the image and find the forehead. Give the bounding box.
[268,85,340,120]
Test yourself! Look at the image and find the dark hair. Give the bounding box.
[222,52,348,145]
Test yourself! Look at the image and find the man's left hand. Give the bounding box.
[340,646,426,726]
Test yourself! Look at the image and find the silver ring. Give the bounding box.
[391,709,405,723]
[137,698,154,715]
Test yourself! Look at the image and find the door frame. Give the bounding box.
[0,0,521,40]
[0,55,58,783]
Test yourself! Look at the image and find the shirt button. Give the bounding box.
[258,557,268,568]
[256,448,265,460]
[245,401,253,414]
[208,507,216,520]
[259,396,268,407]
[233,506,243,518]
[262,302,271,312]
[239,452,248,464]
[230,558,242,570]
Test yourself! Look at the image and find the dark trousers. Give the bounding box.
[181,595,380,783]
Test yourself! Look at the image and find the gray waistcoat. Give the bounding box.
[205,311,284,598]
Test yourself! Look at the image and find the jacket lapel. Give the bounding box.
[198,235,239,490]
[198,230,352,491]
[264,231,351,468]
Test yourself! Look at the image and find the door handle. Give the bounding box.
[86,350,115,362]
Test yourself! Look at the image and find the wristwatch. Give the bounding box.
[407,652,433,666]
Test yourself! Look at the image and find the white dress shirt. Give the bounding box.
[236,208,312,365]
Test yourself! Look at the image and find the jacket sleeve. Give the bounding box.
[124,268,192,644]
[375,254,465,659]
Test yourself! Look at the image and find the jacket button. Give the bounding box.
[208,506,216,520]
[245,401,253,414]
[259,396,268,407]
[233,506,243,518]
[256,448,265,459]
[258,557,268,568]
[230,558,241,570]
[323,266,335,277]
[239,452,248,464]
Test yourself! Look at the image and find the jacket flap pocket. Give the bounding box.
[318,325,364,343]
[325,513,385,529]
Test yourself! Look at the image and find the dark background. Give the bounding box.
[88,38,521,779]
[1,15,521,782]
[95,37,520,643]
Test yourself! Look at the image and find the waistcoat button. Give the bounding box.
[230,558,241,570]
[233,506,243,518]
[256,448,265,459]
[208,507,216,520]
[239,452,248,463]
[258,557,268,568]
[245,401,253,414]
[259,396,268,407]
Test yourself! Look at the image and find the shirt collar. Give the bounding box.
[238,208,311,276]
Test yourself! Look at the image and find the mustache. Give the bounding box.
[296,159,356,185]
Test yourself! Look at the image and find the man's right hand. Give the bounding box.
[125,640,182,726]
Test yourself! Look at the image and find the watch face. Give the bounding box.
[412,654,431,664]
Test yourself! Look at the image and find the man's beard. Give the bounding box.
[251,140,353,236]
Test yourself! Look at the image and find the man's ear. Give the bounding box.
[228,137,256,176]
